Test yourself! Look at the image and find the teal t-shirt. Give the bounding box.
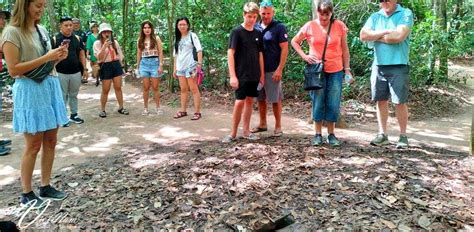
[86,33,98,62]
[364,4,414,65]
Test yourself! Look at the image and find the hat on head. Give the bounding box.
[72,18,80,23]
[59,16,72,23]
[90,22,99,29]
[260,0,273,7]
[0,9,11,20]
[98,23,113,34]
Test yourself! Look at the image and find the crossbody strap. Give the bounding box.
[189,32,195,49]
[321,19,334,64]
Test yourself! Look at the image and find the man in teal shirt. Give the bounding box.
[360,0,413,148]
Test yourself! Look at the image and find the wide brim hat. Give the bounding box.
[90,22,99,29]
[0,10,11,20]
[98,23,113,34]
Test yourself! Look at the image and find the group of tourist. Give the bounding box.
[0,0,413,209]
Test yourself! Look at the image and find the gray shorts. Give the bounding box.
[257,72,283,103]
[371,65,409,104]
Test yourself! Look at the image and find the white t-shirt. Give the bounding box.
[174,32,202,71]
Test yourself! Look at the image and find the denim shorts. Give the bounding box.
[371,65,409,104]
[139,57,161,78]
[310,71,343,122]
[176,64,197,78]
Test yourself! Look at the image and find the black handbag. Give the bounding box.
[303,20,333,91]
[190,33,198,62]
[24,25,54,83]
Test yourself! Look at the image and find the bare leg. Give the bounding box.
[314,121,323,135]
[395,103,408,135]
[187,77,201,113]
[40,128,58,187]
[178,76,189,112]
[142,77,151,109]
[376,100,389,134]
[21,132,44,193]
[242,97,254,136]
[100,79,112,111]
[257,100,267,128]
[151,78,161,108]
[273,101,282,133]
[112,76,124,109]
[327,122,335,134]
[231,100,245,138]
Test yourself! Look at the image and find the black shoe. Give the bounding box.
[70,114,84,124]
[20,191,45,209]
[0,139,11,146]
[81,79,88,84]
[0,146,11,156]
[39,185,67,201]
[62,122,70,127]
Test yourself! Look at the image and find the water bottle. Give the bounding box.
[257,82,264,91]
[344,74,353,84]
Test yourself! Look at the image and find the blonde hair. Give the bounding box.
[243,2,259,15]
[10,0,39,33]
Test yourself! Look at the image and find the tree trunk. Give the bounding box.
[122,0,129,69]
[165,0,176,92]
[437,0,448,77]
[46,0,57,34]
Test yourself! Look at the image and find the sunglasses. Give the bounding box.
[379,0,389,2]
[59,16,72,23]
[260,1,273,7]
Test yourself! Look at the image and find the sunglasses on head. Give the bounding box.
[260,1,273,7]
[379,0,389,2]
[59,16,72,23]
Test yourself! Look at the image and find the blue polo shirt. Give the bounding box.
[364,4,413,65]
[255,20,288,72]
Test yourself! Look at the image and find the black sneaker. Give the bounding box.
[81,79,88,84]
[0,139,12,146]
[0,146,11,156]
[39,185,67,201]
[62,122,70,127]
[20,191,45,209]
[70,114,84,124]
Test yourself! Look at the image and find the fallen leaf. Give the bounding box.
[380,219,397,229]
[418,215,431,230]
[67,182,79,188]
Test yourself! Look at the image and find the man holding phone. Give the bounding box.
[52,16,87,126]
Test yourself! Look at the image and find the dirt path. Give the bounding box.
[0,67,472,186]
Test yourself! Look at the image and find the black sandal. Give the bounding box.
[118,108,129,115]
[99,111,107,118]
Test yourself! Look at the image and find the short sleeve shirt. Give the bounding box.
[174,32,202,72]
[52,33,84,74]
[296,19,348,73]
[228,25,263,82]
[255,20,288,72]
[1,25,51,65]
[364,4,414,65]
[86,33,98,62]
[93,39,124,63]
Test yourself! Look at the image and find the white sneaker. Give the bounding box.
[142,109,149,115]
[221,135,236,143]
[155,108,164,115]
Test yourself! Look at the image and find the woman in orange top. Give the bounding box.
[291,0,352,147]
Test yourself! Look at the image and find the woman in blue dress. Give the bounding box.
[1,0,69,208]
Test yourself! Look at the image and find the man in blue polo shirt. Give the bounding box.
[360,0,413,148]
[252,0,288,137]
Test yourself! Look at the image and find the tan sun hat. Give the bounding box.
[98,23,113,34]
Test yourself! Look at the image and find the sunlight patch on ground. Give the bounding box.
[142,134,170,144]
[158,126,198,139]
[119,123,146,129]
[129,152,173,169]
[333,157,385,166]
[411,130,465,142]
[0,165,16,176]
[0,176,16,186]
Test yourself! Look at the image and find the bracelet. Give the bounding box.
[344,67,351,71]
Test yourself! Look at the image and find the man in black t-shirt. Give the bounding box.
[222,2,264,143]
[52,16,87,126]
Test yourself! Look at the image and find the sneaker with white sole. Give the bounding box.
[221,135,236,143]
[155,108,164,115]
[142,109,149,115]
[20,191,45,209]
[69,114,84,124]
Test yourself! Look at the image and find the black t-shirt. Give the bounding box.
[228,25,263,82]
[52,33,84,74]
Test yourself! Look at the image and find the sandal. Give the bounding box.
[99,111,107,118]
[118,108,129,115]
[250,127,268,133]
[191,113,202,120]
[173,111,187,119]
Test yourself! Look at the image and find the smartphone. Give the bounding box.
[61,39,70,46]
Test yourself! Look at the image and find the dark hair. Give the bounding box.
[99,31,118,55]
[317,0,334,14]
[138,20,158,50]
[174,17,190,54]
